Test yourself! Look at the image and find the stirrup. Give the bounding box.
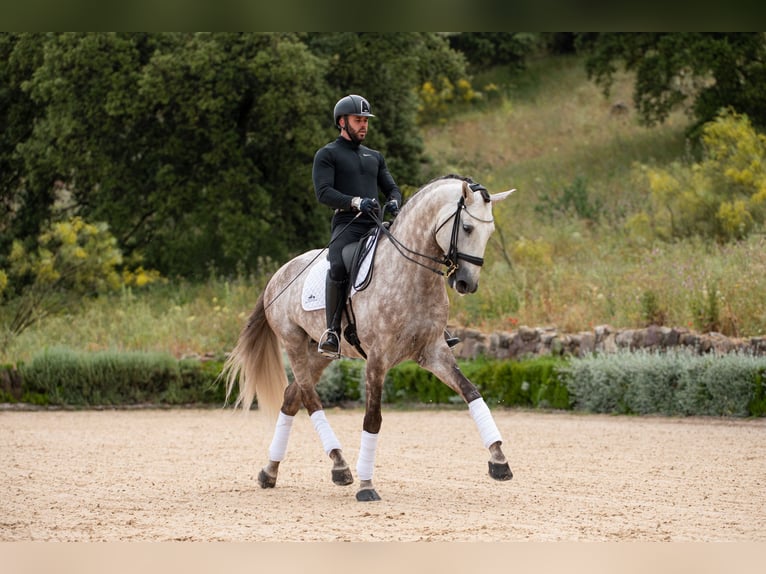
[318,329,341,359]
[445,330,460,348]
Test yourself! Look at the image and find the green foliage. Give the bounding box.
[564,350,766,417]
[382,357,569,409]
[634,110,766,243]
[689,282,722,333]
[446,33,538,72]
[577,33,766,131]
[384,361,459,405]
[11,33,331,278]
[535,176,604,224]
[639,290,667,326]
[316,359,364,405]
[17,348,224,406]
[1,33,478,279]
[750,370,766,417]
[0,216,159,343]
[5,348,765,418]
[473,356,570,409]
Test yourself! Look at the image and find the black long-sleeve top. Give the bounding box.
[313,136,402,225]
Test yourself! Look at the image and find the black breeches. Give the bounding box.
[327,219,375,281]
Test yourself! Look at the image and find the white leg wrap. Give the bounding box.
[356,431,379,481]
[469,398,503,448]
[268,411,294,462]
[310,410,342,455]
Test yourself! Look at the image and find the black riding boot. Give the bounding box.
[445,329,460,348]
[318,274,346,358]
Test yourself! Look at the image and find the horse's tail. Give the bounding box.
[222,291,287,420]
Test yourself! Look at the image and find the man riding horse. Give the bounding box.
[312,94,458,358]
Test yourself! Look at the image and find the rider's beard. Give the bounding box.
[346,124,366,145]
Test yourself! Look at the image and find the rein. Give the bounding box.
[374,183,492,278]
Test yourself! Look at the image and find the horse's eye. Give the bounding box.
[462,223,474,234]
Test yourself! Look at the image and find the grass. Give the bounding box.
[431,55,766,338]
[2,55,765,365]
[1,273,271,364]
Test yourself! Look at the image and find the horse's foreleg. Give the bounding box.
[469,395,513,480]
[356,369,383,502]
[422,354,513,482]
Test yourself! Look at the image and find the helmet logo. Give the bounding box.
[360,99,371,114]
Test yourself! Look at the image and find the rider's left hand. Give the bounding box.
[384,199,400,217]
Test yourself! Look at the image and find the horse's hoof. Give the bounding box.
[258,469,277,489]
[488,461,513,481]
[356,488,381,502]
[332,467,354,486]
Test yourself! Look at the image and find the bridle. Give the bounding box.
[375,182,493,278]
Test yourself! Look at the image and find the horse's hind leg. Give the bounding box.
[258,356,354,489]
[292,343,354,486]
[258,382,303,489]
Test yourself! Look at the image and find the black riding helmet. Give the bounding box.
[333,94,375,129]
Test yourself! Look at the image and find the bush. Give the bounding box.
[563,349,766,417]
[316,359,365,406]
[17,348,223,406]
[636,110,766,243]
[384,361,459,405]
[6,348,765,418]
[381,356,570,409]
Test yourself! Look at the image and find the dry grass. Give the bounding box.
[430,56,766,337]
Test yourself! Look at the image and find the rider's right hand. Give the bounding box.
[359,198,379,215]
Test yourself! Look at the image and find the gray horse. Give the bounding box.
[223,175,515,501]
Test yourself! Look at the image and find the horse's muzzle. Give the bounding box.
[449,273,478,294]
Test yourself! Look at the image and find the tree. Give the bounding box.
[1,33,473,279]
[446,32,537,72]
[0,33,47,260]
[577,33,766,132]
[0,216,158,343]
[16,33,330,277]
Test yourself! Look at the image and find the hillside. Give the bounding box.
[423,55,765,337]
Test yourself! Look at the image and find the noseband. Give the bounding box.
[435,187,493,277]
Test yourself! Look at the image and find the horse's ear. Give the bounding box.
[491,189,516,203]
[461,180,474,205]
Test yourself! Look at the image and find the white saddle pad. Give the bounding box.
[301,233,379,311]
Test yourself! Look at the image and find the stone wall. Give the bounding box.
[449,325,766,360]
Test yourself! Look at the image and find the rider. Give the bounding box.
[313,94,402,357]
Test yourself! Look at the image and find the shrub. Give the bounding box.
[316,359,365,406]
[17,348,223,406]
[564,349,766,417]
[636,109,766,243]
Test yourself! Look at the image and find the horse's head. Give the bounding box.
[434,179,514,294]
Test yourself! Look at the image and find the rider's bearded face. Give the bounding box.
[342,115,368,144]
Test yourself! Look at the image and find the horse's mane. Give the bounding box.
[405,174,478,209]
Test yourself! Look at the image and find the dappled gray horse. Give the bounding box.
[223,175,515,501]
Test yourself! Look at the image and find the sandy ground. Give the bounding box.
[1,407,765,542]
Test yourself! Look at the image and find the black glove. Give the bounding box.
[384,199,400,217]
[359,197,379,215]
